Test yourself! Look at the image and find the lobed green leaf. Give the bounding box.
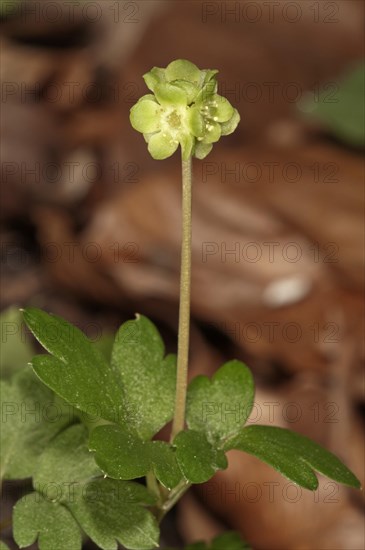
[111,315,176,440]
[68,478,159,550]
[174,430,227,484]
[226,425,361,490]
[151,441,183,490]
[23,308,125,424]
[187,360,254,446]
[0,369,71,481]
[90,423,184,489]
[34,424,101,501]
[13,492,82,550]
[89,424,152,480]
[0,307,34,379]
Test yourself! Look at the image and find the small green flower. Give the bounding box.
[130,59,240,160]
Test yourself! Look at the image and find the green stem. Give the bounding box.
[157,480,191,522]
[171,155,192,442]
[146,471,161,504]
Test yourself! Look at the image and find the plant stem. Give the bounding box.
[146,471,161,504]
[171,155,192,441]
[157,480,191,522]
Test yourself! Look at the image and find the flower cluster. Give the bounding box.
[130,59,240,160]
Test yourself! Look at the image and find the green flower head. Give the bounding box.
[130,59,240,160]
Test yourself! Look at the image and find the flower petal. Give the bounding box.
[202,69,219,84]
[143,67,165,92]
[195,79,218,105]
[188,106,205,137]
[130,100,161,134]
[202,121,221,144]
[147,132,179,160]
[212,94,235,122]
[194,142,213,160]
[165,59,201,85]
[172,80,199,104]
[137,94,158,104]
[154,83,188,107]
[220,109,241,136]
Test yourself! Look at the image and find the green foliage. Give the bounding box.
[299,63,365,147]
[33,424,100,494]
[226,425,361,490]
[90,425,184,490]
[0,307,35,379]
[68,479,159,550]
[186,360,254,446]
[1,305,360,550]
[174,430,227,483]
[4,58,361,550]
[6,393,160,550]
[23,308,126,424]
[111,315,177,440]
[90,424,153,480]
[13,492,82,550]
[150,441,183,490]
[0,541,11,550]
[184,532,251,549]
[0,369,71,481]
[92,331,115,361]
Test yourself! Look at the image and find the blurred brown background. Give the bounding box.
[1,1,364,548]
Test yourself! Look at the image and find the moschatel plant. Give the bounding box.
[0,60,360,550]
